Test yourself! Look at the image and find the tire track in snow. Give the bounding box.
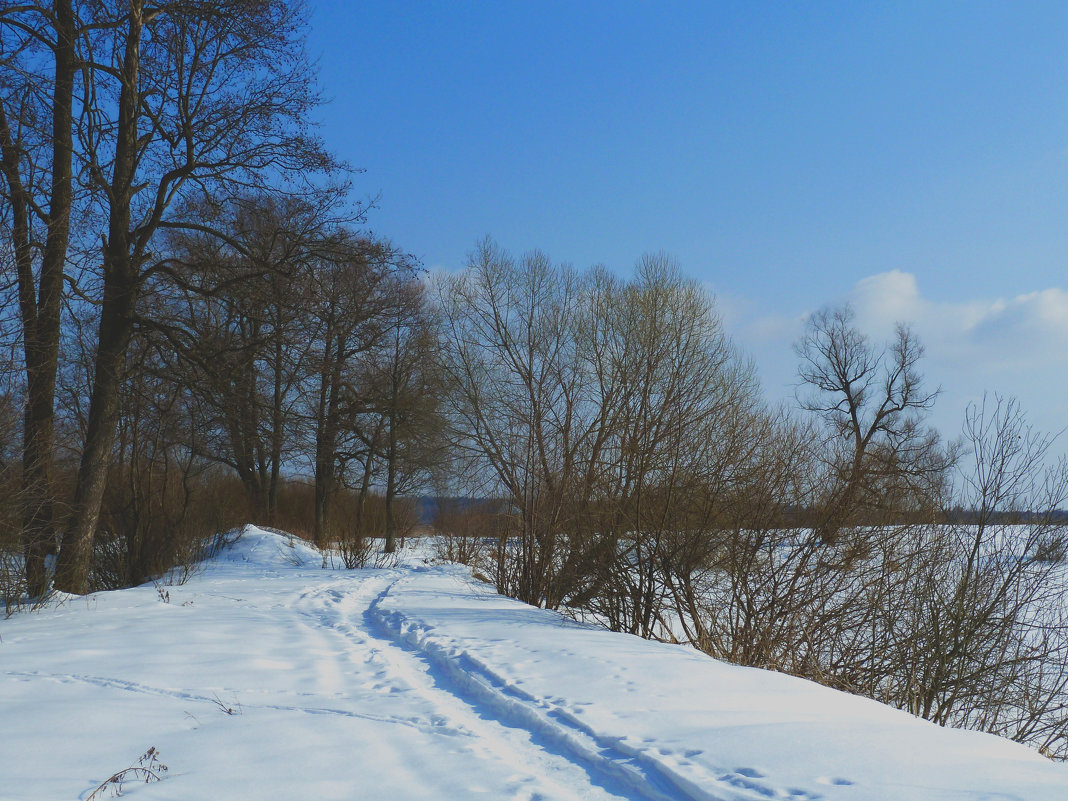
[361,575,748,801]
[299,573,670,801]
[368,574,800,801]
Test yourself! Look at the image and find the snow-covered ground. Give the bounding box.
[2,527,1066,800]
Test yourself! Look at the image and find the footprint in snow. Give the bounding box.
[718,769,776,798]
[815,776,855,787]
[786,789,824,800]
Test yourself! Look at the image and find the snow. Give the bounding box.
[2,526,1066,800]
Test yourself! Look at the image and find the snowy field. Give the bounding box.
[2,527,1067,800]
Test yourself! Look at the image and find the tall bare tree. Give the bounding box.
[795,305,950,542]
[155,193,345,523]
[437,243,761,612]
[438,240,594,606]
[305,236,417,545]
[0,0,77,596]
[576,255,752,637]
[52,0,338,593]
[367,277,443,553]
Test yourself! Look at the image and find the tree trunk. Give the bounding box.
[0,0,76,597]
[384,417,397,553]
[53,269,139,593]
[0,115,54,596]
[816,450,866,545]
[54,5,143,594]
[313,449,334,546]
[268,334,284,524]
[313,330,346,544]
[313,337,337,544]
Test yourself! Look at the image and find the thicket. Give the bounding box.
[2,1,1066,761]
[434,241,1068,759]
[0,1,438,599]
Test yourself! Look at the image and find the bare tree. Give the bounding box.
[437,243,763,615]
[795,305,950,542]
[304,236,417,545]
[156,193,342,524]
[369,277,444,553]
[53,0,339,593]
[0,0,77,596]
[437,239,595,607]
[95,325,239,589]
[574,255,754,638]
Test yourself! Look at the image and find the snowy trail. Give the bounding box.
[2,548,651,799]
[3,528,1067,801]
[294,575,670,801]
[365,574,748,801]
[369,572,809,801]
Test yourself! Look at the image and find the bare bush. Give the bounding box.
[86,747,168,800]
[430,498,504,572]
[318,492,413,569]
[667,393,1068,759]
[883,397,1068,756]
[331,530,398,570]
[1,548,26,615]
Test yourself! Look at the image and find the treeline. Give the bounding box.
[100,196,440,584]
[432,242,1068,759]
[0,1,441,594]
[3,0,1068,761]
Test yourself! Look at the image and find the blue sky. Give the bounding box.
[307,1,1068,442]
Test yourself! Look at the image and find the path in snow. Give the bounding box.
[368,573,784,801]
[293,575,652,801]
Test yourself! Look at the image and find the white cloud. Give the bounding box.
[968,288,1068,352]
[728,271,1068,444]
[850,270,923,331]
